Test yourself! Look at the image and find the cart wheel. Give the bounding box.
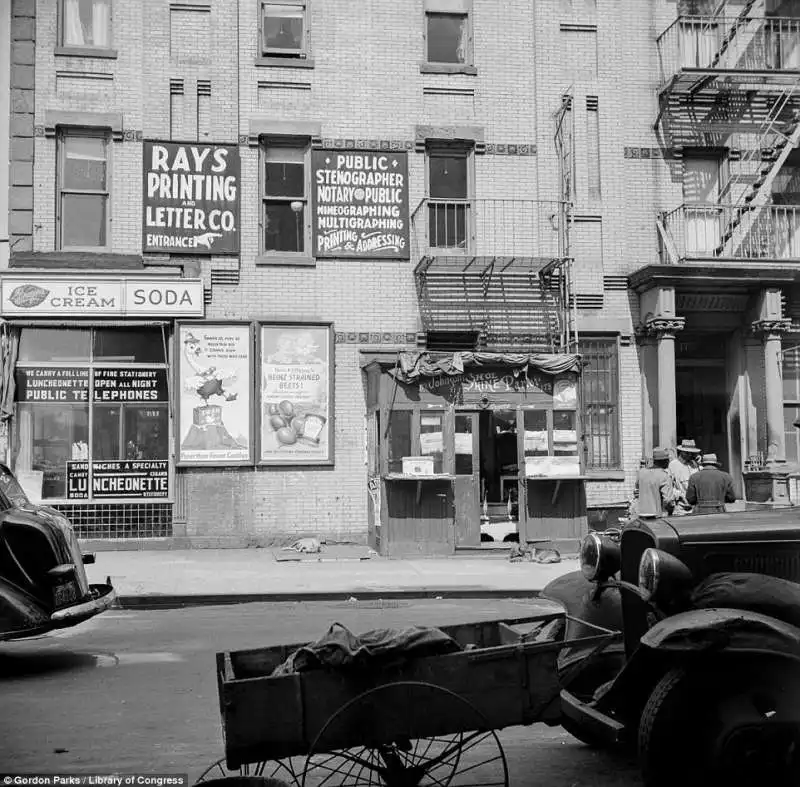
[302,681,509,787]
[194,756,305,787]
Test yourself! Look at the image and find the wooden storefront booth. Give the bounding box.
[362,351,587,556]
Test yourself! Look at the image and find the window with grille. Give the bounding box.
[427,148,472,250]
[579,338,620,469]
[782,341,800,463]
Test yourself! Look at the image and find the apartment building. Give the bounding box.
[3,0,800,550]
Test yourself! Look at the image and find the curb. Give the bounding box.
[115,588,545,610]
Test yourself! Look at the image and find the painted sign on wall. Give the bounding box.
[311,151,410,259]
[142,141,241,255]
[15,368,89,402]
[0,277,204,317]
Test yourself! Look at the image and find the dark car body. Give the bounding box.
[0,464,115,640]
[542,509,800,787]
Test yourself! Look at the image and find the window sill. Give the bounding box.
[255,253,316,267]
[254,56,315,69]
[584,470,626,481]
[420,62,477,76]
[55,46,118,59]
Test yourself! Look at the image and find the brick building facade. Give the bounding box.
[4,0,800,549]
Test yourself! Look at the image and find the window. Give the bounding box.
[783,343,800,463]
[262,142,308,254]
[586,96,601,203]
[428,148,471,250]
[13,328,170,502]
[579,338,621,470]
[426,12,471,64]
[261,1,307,57]
[61,0,112,49]
[57,132,110,250]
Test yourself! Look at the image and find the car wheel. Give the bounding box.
[639,661,800,787]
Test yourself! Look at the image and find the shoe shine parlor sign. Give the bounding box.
[0,277,204,318]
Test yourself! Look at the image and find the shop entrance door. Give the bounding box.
[452,408,522,545]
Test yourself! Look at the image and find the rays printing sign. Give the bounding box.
[142,141,241,254]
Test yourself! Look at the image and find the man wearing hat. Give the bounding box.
[632,447,675,518]
[669,439,701,515]
[686,453,736,514]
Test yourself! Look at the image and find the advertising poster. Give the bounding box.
[311,150,410,259]
[142,141,241,255]
[176,322,253,465]
[260,324,333,465]
[66,460,169,500]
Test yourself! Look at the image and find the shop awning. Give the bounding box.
[388,350,581,384]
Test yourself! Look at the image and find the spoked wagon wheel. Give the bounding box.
[302,681,509,787]
[194,756,305,787]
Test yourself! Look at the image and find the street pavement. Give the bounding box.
[82,546,580,608]
[0,599,641,786]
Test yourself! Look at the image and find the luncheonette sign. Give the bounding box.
[142,141,241,255]
[311,150,410,259]
[0,277,204,317]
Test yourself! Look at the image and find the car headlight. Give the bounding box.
[639,548,693,603]
[580,532,621,581]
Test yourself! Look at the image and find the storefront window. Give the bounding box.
[419,412,444,474]
[523,410,549,457]
[455,414,473,475]
[387,410,412,474]
[93,328,164,363]
[553,411,578,456]
[18,328,91,363]
[13,328,170,502]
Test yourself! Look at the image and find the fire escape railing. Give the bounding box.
[658,203,800,263]
[657,14,800,89]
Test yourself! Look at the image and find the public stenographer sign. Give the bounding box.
[142,141,241,255]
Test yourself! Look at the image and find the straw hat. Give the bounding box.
[652,447,670,462]
[677,439,700,454]
[700,453,721,467]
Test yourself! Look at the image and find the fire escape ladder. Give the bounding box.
[717,103,800,257]
[708,0,763,69]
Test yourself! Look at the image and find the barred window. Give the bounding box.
[579,338,620,470]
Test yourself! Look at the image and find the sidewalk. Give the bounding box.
[83,545,580,609]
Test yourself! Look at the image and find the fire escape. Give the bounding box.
[411,103,577,355]
[654,1,800,264]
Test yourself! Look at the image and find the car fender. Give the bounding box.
[541,571,624,652]
[641,606,800,662]
[0,576,50,641]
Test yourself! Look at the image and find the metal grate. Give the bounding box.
[210,268,240,286]
[603,276,628,291]
[203,287,213,305]
[579,338,620,469]
[55,503,173,539]
[572,294,604,309]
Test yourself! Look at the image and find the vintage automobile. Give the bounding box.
[0,463,115,641]
[542,510,800,787]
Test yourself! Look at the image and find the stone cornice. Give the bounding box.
[639,316,686,338]
[752,318,792,337]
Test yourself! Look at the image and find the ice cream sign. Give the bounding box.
[0,277,204,317]
[311,150,410,259]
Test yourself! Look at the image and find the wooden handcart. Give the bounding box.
[197,608,618,787]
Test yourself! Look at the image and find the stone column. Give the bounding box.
[752,318,792,465]
[645,316,685,451]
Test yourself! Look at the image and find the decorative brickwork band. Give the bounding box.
[643,316,686,338]
[752,318,792,337]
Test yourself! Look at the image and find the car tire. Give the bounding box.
[639,661,800,787]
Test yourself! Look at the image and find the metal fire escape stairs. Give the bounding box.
[715,81,800,256]
[708,0,763,69]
